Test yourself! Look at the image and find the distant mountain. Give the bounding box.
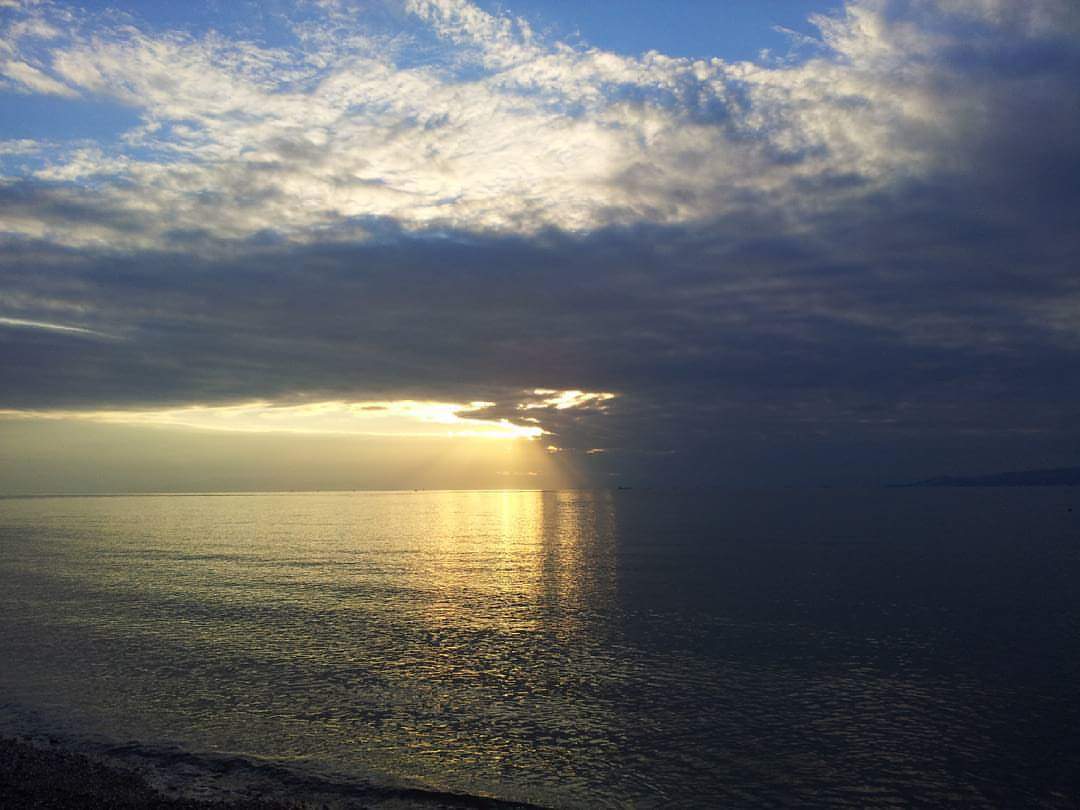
[899,467,1080,487]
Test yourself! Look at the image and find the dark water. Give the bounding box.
[1,489,1078,807]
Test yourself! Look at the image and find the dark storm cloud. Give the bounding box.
[2,0,1080,484]
[4,169,1079,484]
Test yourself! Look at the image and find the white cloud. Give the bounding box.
[1,58,78,96]
[0,316,110,337]
[522,390,616,411]
[0,0,1074,248]
[0,138,45,155]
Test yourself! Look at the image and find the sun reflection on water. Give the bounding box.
[0,491,627,805]
[2,490,1078,806]
[403,490,618,638]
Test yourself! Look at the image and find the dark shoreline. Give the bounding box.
[0,735,543,809]
[0,736,303,809]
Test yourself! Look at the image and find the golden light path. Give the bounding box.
[0,399,546,439]
[0,391,618,491]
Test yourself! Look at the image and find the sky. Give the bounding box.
[1,0,1079,493]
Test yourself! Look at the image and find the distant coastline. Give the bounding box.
[897,466,1080,487]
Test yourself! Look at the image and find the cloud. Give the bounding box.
[0,0,1078,484]
[1,58,78,96]
[521,390,616,411]
[2,0,1049,246]
[0,138,46,156]
[0,315,111,337]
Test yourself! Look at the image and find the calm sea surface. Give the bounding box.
[1,489,1078,807]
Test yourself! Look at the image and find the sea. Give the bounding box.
[0,488,1077,807]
